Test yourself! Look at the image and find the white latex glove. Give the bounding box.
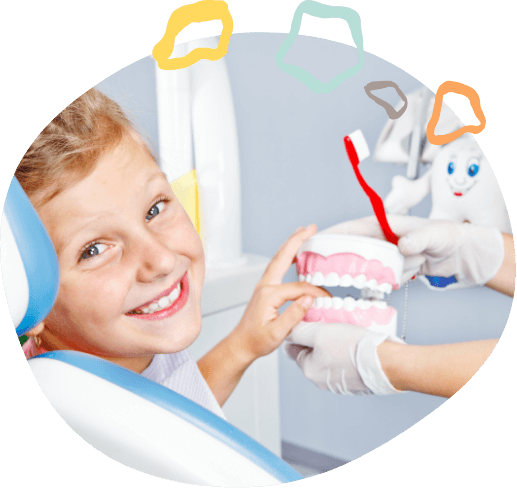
[398,219,505,287]
[284,322,404,395]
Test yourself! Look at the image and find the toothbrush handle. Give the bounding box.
[344,136,399,245]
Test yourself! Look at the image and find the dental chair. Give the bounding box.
[1,177,302,486]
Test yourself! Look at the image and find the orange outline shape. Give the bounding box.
[427,81,486,145]
[152,0,233,70]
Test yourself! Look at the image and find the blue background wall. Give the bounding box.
[97,33,512,462]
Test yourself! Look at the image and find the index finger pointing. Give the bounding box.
[261,224,317,285]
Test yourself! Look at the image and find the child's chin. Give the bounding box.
[159,322,202,354]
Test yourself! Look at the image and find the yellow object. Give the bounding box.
[152,0,234,71]
[170,169,202,237]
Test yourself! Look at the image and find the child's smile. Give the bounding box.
[35,135,205,372]
[126,272,188,319]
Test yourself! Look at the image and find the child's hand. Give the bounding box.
[231,225,331,364]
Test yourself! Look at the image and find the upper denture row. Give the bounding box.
[296,251,397,291]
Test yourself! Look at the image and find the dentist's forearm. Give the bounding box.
[486,233,515,297]
[377,339,498,398]
[197,333,254,407]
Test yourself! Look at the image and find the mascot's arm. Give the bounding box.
[384,169,432,215]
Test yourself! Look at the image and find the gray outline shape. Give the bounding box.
[364,81,408,119]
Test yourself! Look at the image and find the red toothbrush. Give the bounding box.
[344,131,399,245]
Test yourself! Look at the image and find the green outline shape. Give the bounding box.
[275,1,364,94]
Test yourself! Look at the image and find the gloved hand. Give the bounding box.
[284,322,404,395]
[397,219,505,287]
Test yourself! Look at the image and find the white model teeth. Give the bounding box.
[298,272,394,294]
[324,272,340,287]
[131,282,182,315]
[340,274,353,287]
[310,296,386,311]
[312,271,325,286]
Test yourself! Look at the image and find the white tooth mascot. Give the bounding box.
[382,130,510,290]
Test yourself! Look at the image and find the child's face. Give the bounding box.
[37,136,205,371]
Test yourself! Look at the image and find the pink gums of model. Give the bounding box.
[304,303,396,327]
[297,252,397,288]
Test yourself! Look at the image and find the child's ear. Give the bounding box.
[25,322,45,337]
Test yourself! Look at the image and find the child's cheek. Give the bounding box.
[88,272,131,316]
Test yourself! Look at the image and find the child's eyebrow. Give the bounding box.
[147,171,167,184]
[54,215,111,255]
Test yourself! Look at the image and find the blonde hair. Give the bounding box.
[16,88,139,206]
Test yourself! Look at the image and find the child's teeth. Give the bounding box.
[298,274,306,282]
[306,274,313,283]
[314,296,324,308]
[132,282,183,315]
[323,297,332,309]
[168,284,180,302]
[332,297,343,309]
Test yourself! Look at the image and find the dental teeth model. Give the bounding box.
[297,232,404,335]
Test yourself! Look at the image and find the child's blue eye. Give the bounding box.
[146,201,166,222]
[447,162,455,174]
[81,243,107,260]
[468,163,479,177]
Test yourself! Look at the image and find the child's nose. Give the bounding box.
[135,234,177,283]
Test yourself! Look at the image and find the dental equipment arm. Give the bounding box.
[377,339,498,398]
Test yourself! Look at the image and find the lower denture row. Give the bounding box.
[304,303,396,327]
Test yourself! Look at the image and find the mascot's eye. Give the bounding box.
[447,162,455,174]
[468,163,479,177]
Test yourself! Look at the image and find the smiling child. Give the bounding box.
[19,88,328,414]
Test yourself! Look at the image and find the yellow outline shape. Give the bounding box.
[152,0,233,70]
[427,81,486,145]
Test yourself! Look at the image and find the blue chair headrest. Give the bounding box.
[1,177,60,336]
